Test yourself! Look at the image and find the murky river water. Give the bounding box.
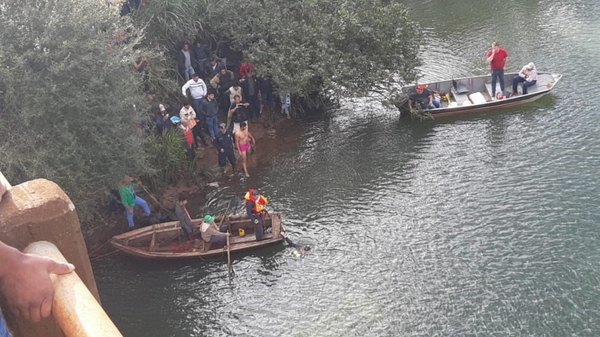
[93,0,600,335]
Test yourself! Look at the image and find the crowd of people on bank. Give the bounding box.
[151,41,292,179]
[117,40,298,230]
[408,41,539,113]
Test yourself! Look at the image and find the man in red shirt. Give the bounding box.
[486,41,509,99]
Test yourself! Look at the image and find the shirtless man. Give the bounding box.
[234,122,255,177]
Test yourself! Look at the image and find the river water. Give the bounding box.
[93,0,600,336]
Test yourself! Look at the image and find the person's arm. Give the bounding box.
[0,241,74,322]
[486,50,494,64]
[0,172,10,203]
[205,226,228,237]
[226,109,234,129]
[408,98,414,112]
[209,75,219,89]
[182,80,191,97]
[528,69,538,82]
[200,80,207,97]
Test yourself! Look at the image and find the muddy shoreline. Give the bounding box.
[87,116,303,258]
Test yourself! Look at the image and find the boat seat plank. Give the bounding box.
[485,83,493,98]
[450,86,470,105]
[454,81,470,94]
[468,92,487,105]
[230,233,273,244]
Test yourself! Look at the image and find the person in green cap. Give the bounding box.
[200,214,229,247]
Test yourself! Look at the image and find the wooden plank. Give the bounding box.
[450,86,470,105]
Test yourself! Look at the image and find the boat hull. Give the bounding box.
[400,72,562,118]
[110,213,284,260]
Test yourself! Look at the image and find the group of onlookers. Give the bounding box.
[151,40,293,179]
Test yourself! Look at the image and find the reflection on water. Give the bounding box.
[94,0,600,336]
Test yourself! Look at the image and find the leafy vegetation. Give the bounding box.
[132,0,422,96]
[0,0,156,223]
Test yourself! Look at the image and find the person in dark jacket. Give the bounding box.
[227,95,249,134]
[175,195,194,241]
[258,76,275,115]
[214,123,236,174]
[206,57,225,81]
[240,70,260,121]
[192,40,211,78]
[177,42,195,81]
[201,91,220,139]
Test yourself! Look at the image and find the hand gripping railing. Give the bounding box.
[23,242,123,337]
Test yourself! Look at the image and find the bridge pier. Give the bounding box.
[0,174,102,337]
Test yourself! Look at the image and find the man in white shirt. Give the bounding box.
[182,73,207,120]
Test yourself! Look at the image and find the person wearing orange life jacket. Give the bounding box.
[245,189,269,241]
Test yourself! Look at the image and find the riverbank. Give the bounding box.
[86,115,303,258]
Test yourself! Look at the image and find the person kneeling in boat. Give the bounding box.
[409,84,441,112]
[245,189,269,241]
[512,62,537,96]
[200,215,230,248]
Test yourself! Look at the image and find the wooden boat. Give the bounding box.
[110,213,284,259]
[398,72,562,118]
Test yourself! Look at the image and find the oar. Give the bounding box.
[218,198,235,276]
[226,232,232,276]
[138,182,167,212]
[265,207,298,247]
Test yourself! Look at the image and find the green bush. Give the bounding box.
[145,129,191,188]
[132,0,422,96]
[0,0,155,224]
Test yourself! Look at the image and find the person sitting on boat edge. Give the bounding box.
[245,189,269,241]
[175,194,194,241]
[409,84,440,113]
[200,215,229,248]
[512,62,538,95]
[118,176,151,230]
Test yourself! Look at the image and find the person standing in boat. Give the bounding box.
[200,215,229,248]
[486,41,509,99]
[512,62,538,95]
[245,189,269,241]
[408,84,440,112]
[118,176,151,230]
[175,195,194,241]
